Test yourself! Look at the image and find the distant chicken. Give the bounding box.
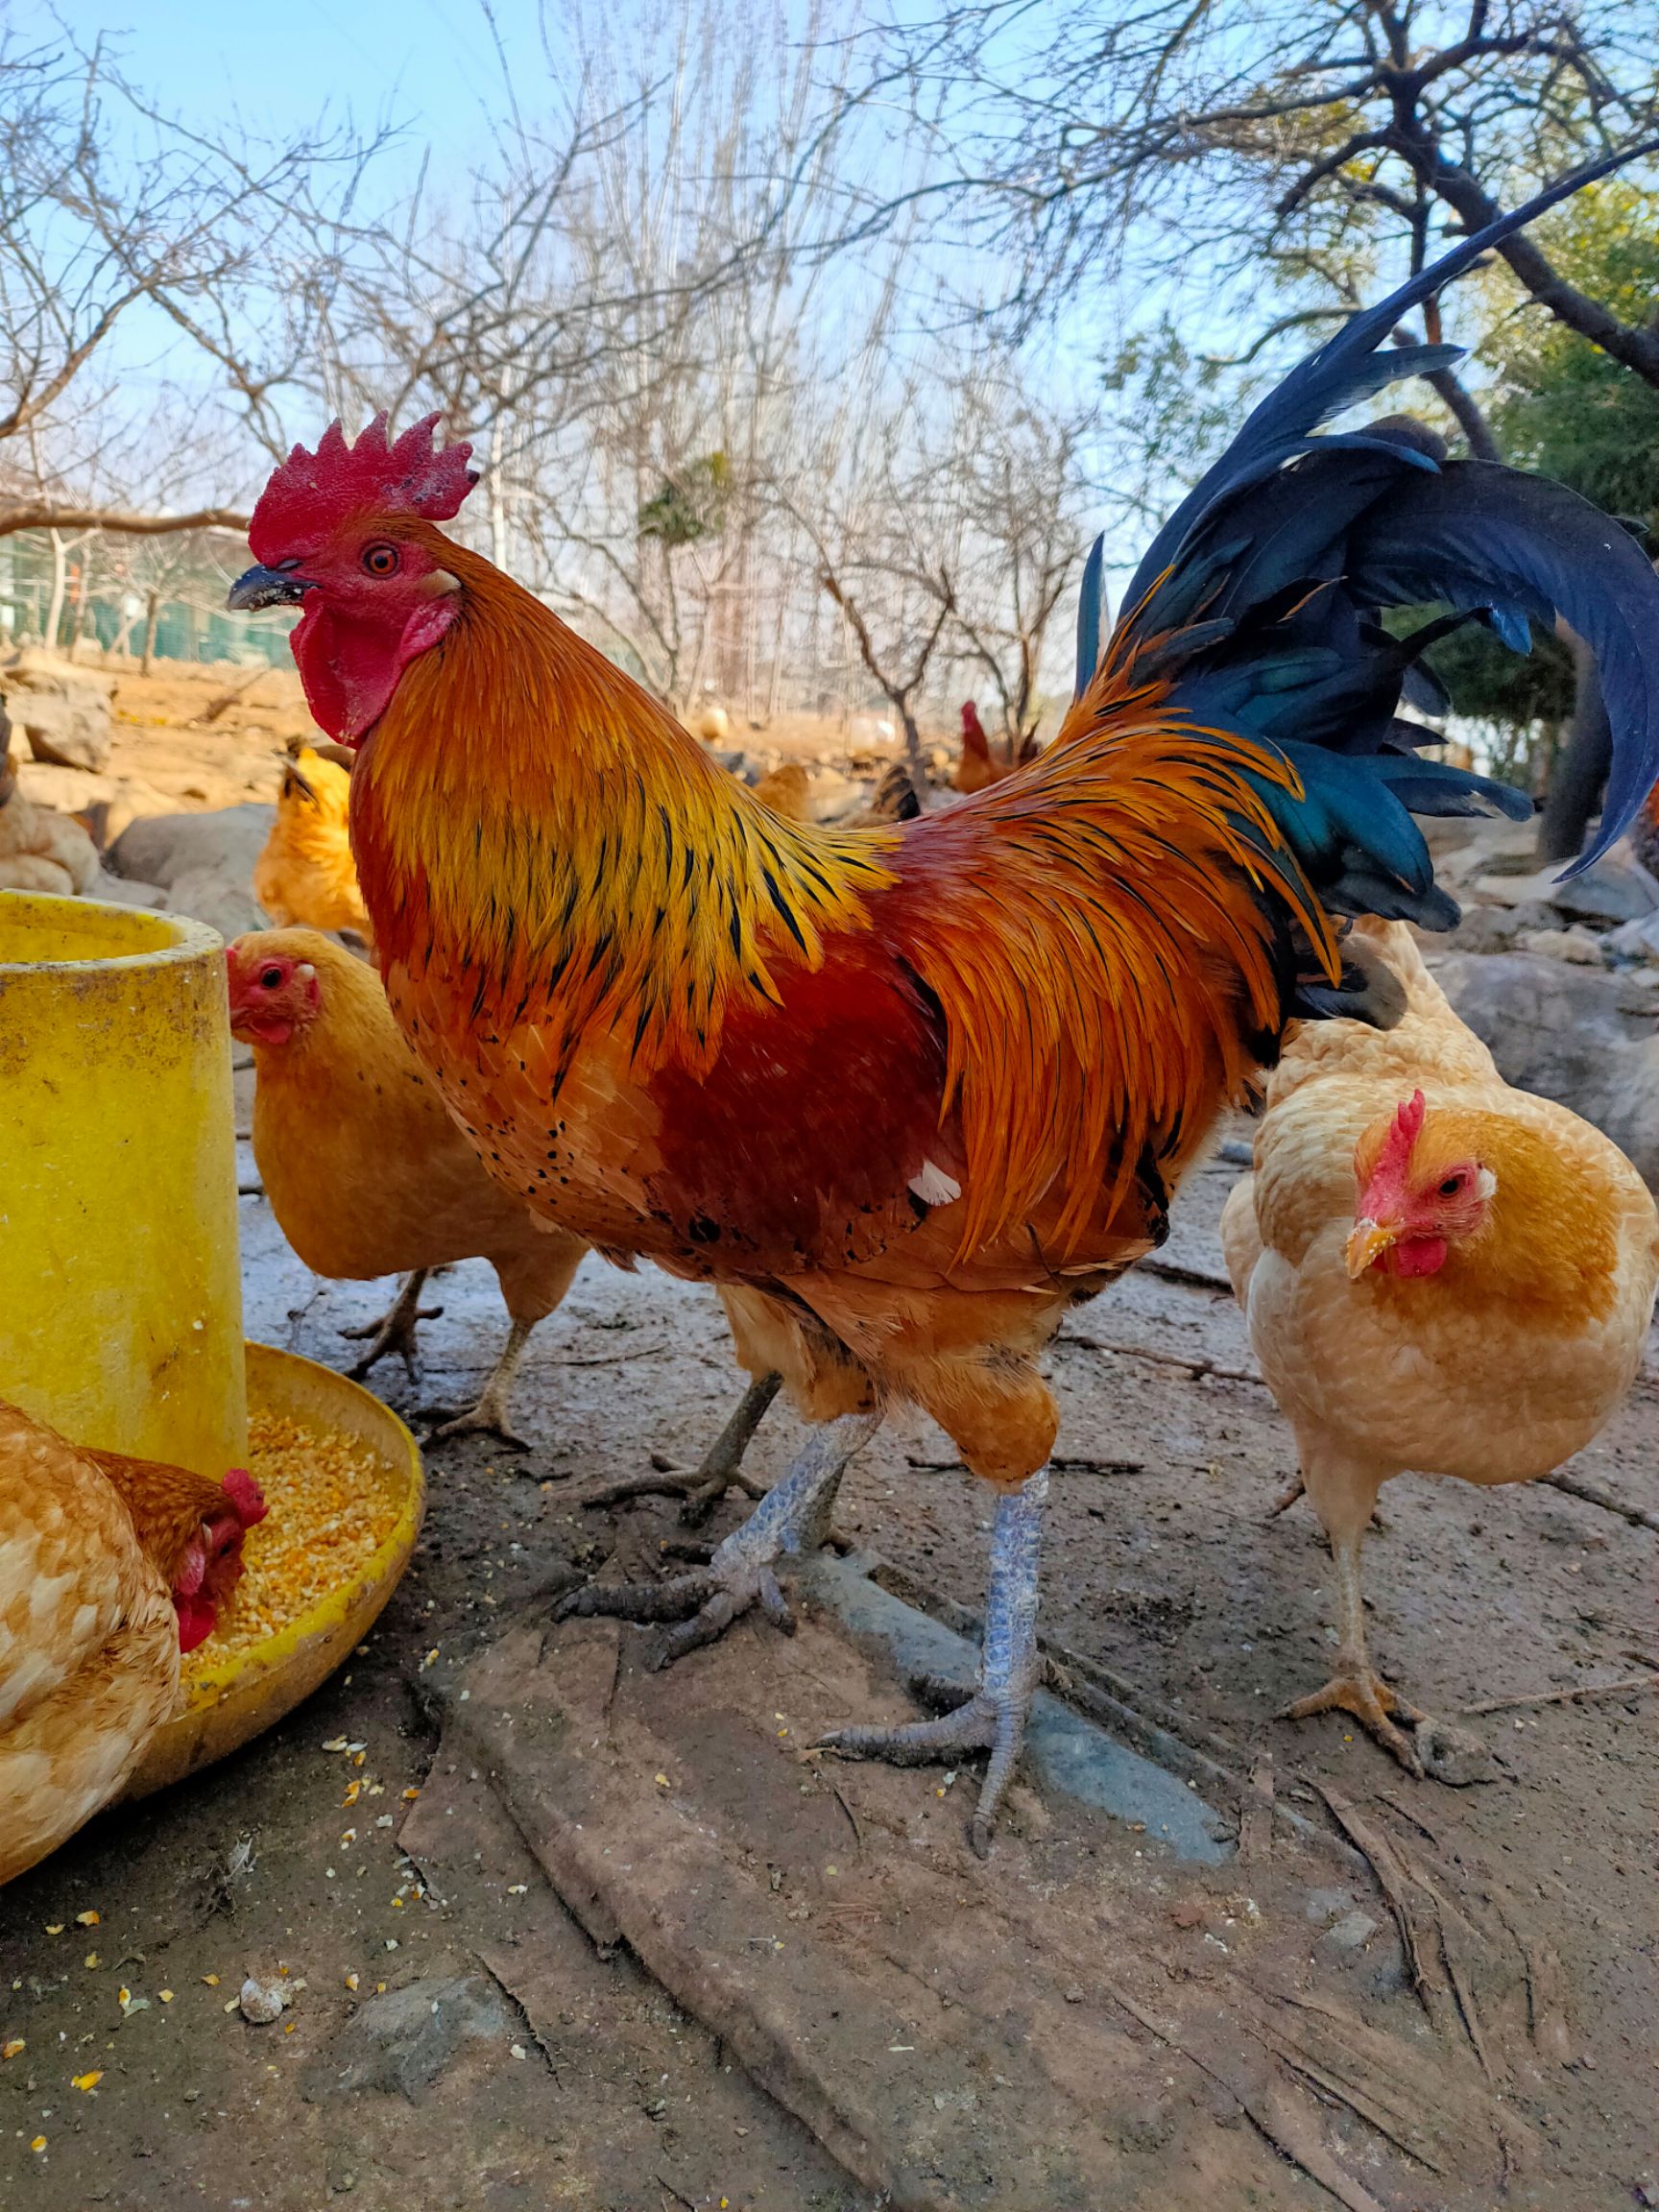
[228,928,585,1446]
[1,1401,264,1885]
[252,745,372,943]
[1221,920,1659,1773]
[1634,780,1659,882]
[748,760,813,821]
[953,702,1038,796]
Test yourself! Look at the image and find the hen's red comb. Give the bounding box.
[249,412,477,561]
[220,1467,268,1529]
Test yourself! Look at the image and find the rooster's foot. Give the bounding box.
[341,1269,441,1383]
[821,1466,1048,1856]
[1282,1666,1429,1774]
[678,1370,782,1526]
[556,1409,879,1667]
[821,1674,1035,1858]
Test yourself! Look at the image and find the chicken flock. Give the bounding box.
[6,157,1658,1891]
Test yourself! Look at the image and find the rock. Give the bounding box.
[4,657,115,773]
[301,1975,511,2103]
[1605,914,1659,967]
[163,862,268,942]
[1548,843,1659,927]
[1515,926,1605,967]
[1434,951,1659,1188]
[107,803,275,892]
[7,661,115,771]
[1320,1908,1381,1954]
[1303,1887,1357,1925]
[87,869,167,911]
[239,1975,288,2025]
[13,760,175,843]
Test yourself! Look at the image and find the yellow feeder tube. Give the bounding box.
[0,889,247,1475]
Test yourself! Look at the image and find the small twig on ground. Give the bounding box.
[904,1452,1144,1476]
[1065,1334,1263,1386]
[1456,1671,1658,1719]
[1137,1253,1236,1294]
[1239,1755,1275,1864]
[1542,1469,1659,1534]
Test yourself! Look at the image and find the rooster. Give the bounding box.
[1221,920,1659,1775]
[230,158,1659,1849]
[2,1401,263,1885]
[252,744,373,945]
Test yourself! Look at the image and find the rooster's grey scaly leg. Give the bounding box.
[557,1409,880,1664]
[822,1466,1048,1856]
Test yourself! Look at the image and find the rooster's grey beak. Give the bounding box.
[228,564,311,612]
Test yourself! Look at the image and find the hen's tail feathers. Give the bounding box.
[1088,141,1659,963]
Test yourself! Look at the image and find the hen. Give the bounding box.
[1221,920,1659,1772]
[252,745,373,944]
[1,1401,263,1885]
[230,158,1659,1846]
[228,928,589,1446]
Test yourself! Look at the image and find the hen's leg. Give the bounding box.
[422,1316,538,1451]
[341,1269,442,1382]
[679,1370,782,1523]
[1281,1450,1428,1771]
[822,1466,1047,1857]
[557,1409,880,1665]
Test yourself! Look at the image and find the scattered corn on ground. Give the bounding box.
[181,1412,401,1677]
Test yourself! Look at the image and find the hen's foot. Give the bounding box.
[678,1371,783,1525]
[419,1399,532,1452]
[556,1409,879,1669]
[1282,1666,1428,1774]
[821,1467,1047,1857]
[341,1270,441,1382]
[571,1372,781,1518]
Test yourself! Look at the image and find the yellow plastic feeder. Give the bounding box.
[1,889,425,1822]
[0,889,246,1473]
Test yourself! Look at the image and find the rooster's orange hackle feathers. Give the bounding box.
[353,531,1328,1268]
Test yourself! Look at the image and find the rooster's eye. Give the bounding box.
[1438,1174,1464,1196]
[362,542,400,577]
[260,966,283,989]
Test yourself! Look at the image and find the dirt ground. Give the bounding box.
[2,692,1656,2208]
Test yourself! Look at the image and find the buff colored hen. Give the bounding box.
[1222,920,1659,1774]
[1,1403,264,1884]
[252,745,372,943]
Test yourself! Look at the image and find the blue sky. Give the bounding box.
[52,0,539,162]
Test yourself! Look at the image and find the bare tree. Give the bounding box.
[869,0,1659,851]
[0,28,385,536]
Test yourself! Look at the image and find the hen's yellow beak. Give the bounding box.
[1345,1218,1396,1279]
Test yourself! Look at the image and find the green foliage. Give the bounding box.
[1418,182,1659,741]
[637,450,732,547]
[1487,183,1659,535]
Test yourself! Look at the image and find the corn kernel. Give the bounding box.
[76,1911,100,1928]
[180,1414,402,1677]
[2,2039,24,2060]
[71,2071,102,2092]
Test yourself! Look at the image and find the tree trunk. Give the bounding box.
[43,530,66,652]
[140,589,161,678]
[899,707,926,783]
[1537,636,1610,864]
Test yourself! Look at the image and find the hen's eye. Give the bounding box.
[260,966,283,990]
[1438,1175,1464,1197]
[362,541,400,577]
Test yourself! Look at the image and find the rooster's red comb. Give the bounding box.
[249,412,477,561]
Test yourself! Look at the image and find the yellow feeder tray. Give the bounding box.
[125,1341,424,1800]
